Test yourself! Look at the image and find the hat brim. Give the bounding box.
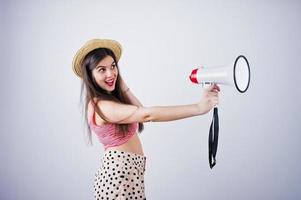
[72,39,122,78]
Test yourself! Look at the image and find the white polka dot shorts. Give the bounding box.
[93,150,147,200]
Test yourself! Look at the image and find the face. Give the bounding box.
[92,56,118,93]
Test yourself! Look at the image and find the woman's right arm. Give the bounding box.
[97,84,220,124]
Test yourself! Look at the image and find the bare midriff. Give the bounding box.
[106,133,145,156]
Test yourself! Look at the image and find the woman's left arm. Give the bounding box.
[124,89,143,107]
[120,78,143,107]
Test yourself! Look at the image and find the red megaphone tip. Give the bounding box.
[189,69,198,84]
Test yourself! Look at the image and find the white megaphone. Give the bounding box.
[189,55,250,169]
[189,55,251,93]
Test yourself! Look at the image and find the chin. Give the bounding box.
[107,86,115,92]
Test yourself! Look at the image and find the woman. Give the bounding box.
[72,39,220,200]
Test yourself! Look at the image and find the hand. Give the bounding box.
[197,84,220,115]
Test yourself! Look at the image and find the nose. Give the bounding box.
[106,68,114,77]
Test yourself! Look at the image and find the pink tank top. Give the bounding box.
[88,102,138,150]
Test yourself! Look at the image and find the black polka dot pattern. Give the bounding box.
[93,150,147,200]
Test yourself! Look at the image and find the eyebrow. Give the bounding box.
[96,61,116,69]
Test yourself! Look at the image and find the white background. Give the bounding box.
[1,0,301,199]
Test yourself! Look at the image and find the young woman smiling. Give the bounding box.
[72,39,220,200]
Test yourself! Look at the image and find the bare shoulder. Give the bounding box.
[89,98,108,125]
[87,100,94,114]
[88,98,98,114]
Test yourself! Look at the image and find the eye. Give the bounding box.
[98,68,105,72]
[111,64,116,69]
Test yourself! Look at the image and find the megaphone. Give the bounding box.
[189,55,251,93]
[189,55,251,169]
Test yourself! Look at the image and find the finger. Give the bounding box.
[213,84,220,92]
[211,96,218,101]
[209,91,219,96]
[208,85,217,92]
[212,98,219,106]
[205,84,215,91]
[209,93,218,98]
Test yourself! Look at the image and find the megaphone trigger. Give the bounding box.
[202,82,212,89]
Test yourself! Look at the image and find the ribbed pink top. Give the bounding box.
[88,102,138,150]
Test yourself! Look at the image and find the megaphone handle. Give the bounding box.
[203,83,218,108]
[209,107,219,169]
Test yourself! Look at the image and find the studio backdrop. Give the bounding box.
[1,0,300,199]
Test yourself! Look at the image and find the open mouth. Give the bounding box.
[105,79,114,87]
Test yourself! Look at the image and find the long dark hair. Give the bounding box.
[79,48,144,146]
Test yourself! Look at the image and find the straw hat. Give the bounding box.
[72,39,122,78]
